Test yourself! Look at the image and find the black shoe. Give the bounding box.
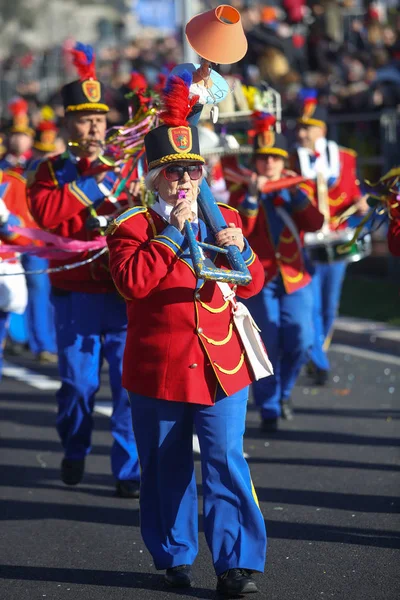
[61,458,85,486]
[5,340,26,357]
[217,568,258,596]
[165,565,192,588]
[315,368,329,386]
[305,360,316,377]
[280,401,294,421]
[115,480,140,498]
[261,418,278,433]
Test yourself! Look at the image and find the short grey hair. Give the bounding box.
[144,164,208,192]
[144,166,164,192]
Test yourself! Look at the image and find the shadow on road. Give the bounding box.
[293,407,400,419]
[247,456,400,472]
[0,565,218,598]
[266,518,400,549]
[0,437,110,455]
[245,426,400,447]
[256,486,398,513]
[0,498,140,527]
[0,403,114,433]
[0,462,135,498]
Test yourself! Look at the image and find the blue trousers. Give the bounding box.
[242,278,314,419]
[129,387,267,575]
[309,261,347,371]
[22,255,56,354]
[0,311,10,380]
[8,312,27,344]
[52,291,139,481]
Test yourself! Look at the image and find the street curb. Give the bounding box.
[333,316,400,356]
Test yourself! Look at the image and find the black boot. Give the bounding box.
[61,458,85,486]
[305,360,316,377]
[115,480,140,498]
[217,568,258,596]
[261,417,278,433]
[315,368,329,386]
[165,565,192,588]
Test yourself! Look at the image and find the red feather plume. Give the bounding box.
[8,98,28,116]
[37,121,58,132]
[70,43,96,80]
[251,111,276,134]
[159,74,199,127]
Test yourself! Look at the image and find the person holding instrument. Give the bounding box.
[231,112,324,432]
[27,43,140,498]
[291,92,366,386]
[107,73,267,596]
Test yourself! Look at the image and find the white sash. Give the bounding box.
[297,139,340,181]
[216,281,273,381]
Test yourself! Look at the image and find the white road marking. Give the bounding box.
[93,403,113,417]
[2,361,61,390]
[330,344,400,366]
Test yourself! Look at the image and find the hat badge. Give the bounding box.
[169,126,193,153]
[258,130,275,148]
[82,80,101,103]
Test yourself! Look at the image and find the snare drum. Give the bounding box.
[304,229,372,264]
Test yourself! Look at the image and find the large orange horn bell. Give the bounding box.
[185,4,248,65]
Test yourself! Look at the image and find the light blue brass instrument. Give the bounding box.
[184,77,252,285]
[184,180,252,285]
[180,4,252,285]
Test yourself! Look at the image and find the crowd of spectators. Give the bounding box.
[0,0,399,129]
[237,0,400,115]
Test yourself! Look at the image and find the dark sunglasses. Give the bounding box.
[163,165,203,182]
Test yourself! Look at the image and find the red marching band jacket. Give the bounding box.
[27,152,136,293]
[0,170,37,259]
[290,147,362,230]
[107,203,265,405]
[230,180,324,294]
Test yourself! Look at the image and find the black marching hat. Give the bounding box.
[297,90,327,128]
[144,72,205,171]
[251,112,288,159]
[61,43,109,114]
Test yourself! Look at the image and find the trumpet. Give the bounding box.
[67,101,159,179]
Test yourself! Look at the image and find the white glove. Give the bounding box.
[0,198,10,225]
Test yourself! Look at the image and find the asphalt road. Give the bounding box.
[0,344,399,600]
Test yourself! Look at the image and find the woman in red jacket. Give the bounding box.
[107,75,267,597]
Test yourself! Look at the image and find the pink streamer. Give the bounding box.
[0,226,107,258]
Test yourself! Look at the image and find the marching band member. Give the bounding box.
[0,170,33,377]
[107,74,267,596]
[27,43,140,498]
[16,111,60,364]
[0,98,34,173]
[291,93,365,385]
[364,168,400,257]
[30,107,63,162]
[231,113,324,431]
